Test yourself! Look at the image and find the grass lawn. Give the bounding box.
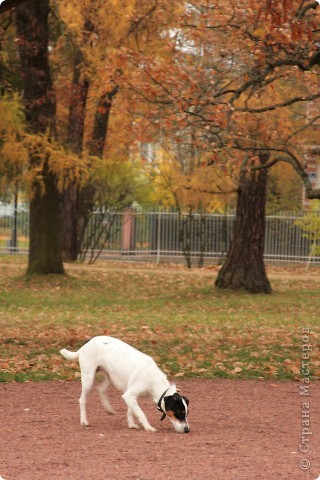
[0,257,319,382]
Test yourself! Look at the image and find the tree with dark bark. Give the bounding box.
[213,1,320,292]
[16,0,64,274]
[75,86,118,258]
[215,154,271,293]
[61,81,117,261]
[61,46,90,261]
[3,0,320,285]
[127,0,320,292]
[57,0,173,261]
[0,0,26,14]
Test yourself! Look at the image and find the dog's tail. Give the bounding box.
[60,348,80,361]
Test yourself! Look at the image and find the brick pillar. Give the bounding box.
[121,210,135,253]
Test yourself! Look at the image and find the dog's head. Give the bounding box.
[163,392,190,433]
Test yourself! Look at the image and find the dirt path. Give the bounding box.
[0,379,319,480]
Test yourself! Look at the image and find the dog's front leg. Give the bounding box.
[127,407,139,430]
[122,392,156,432]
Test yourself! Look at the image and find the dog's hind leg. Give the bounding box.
[122,390,156,432]
[79,368,95,426]
[98,373,115,415]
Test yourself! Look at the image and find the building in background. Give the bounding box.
[304,101,320,207]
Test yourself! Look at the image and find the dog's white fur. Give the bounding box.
[60,336,189,433]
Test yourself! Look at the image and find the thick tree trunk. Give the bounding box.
[215,155,272,293]
[16,0,64,274]
[29,168,64,273]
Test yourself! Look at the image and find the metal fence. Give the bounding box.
[0,205,29,255]
[1,207,319,265]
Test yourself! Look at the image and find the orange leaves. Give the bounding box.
[290,19,304,41]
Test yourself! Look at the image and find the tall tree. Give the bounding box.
[55,0,179,260]
[215,0,320,291]
[126,0,320,292]
[16,0,64,274]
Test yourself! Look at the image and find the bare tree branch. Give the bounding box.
[296,0,319,19]
[0,0,27,14]
[235,93,320,113]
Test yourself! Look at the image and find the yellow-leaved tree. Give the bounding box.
[52,0,183,261]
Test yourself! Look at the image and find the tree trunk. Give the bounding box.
[61,50,89,261]
[16,0,64,275]
[61,182,80,262]
[29,167,64,274]
[215,155,272,293]
[76,87,118,256]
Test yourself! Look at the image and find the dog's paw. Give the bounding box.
[81,420,90,427]
[128,422,139,429]
[144,426,157,433]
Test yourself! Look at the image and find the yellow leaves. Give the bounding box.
[1,136,29,170]
[267,162,303,212]
[57,2,83,38]
[21,133,90,195]
[252,26,266,39]
[0,102,90,198]
[56,0,176,66]
[0,97,27,186]
[150,147,236,211]
[295,201,320,256]
[0,93,29,192]
[0,92,25,134]
[47,141,90,191]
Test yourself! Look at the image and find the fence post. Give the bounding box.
[156,211,161,264]
[10,187,18,253]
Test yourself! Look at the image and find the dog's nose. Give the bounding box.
[184,426,190,433]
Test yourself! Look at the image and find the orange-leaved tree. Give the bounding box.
[123,0,320,291]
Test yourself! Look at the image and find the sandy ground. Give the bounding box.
[0,379,319,480]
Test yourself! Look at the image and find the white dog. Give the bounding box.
[60,336,190,433]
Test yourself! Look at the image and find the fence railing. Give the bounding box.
[0,206,29,255]
[0,207,319,265]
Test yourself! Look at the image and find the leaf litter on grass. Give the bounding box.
[0,261,320,382]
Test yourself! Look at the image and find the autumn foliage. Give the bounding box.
[0,0,320,275]
[1,0,319,207]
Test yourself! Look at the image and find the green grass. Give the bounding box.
[0,258,319,382]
